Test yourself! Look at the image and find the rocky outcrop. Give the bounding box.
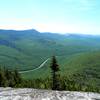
[0,88,100,100]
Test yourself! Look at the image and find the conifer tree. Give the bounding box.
[50,56,60,90]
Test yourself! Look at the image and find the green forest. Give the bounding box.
[0,55,100,93]
[0,30,100,93]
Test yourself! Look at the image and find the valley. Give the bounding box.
[0,29,100,91]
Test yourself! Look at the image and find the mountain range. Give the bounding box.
[0,29,100,82]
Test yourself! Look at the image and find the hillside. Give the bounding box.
[21,51,100,80]
[0,29,100,82]
[61,52,100,88]
[0,29,100,71]
[0,29,100,92]
[20,51,100,91]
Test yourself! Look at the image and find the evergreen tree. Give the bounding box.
[13,70,21,84]
[0,68,7,87]
[50,56,60,90]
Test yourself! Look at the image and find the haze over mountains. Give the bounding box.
[0,29,100,70]
[0,29,100,90]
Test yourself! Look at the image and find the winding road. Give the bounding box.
[19,58,50,74]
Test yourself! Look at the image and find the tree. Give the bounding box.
[0,69,7,86]
[50,56,60,90]
[13,70,21,84]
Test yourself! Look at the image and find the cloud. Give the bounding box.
[32,22,100,35]
[0,22,100,35]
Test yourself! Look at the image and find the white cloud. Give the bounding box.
[32,22,100,35]
[0,22,100,35]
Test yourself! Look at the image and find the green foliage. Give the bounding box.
[21,52,100,92]
[0,67,21,87]
[20,51,100,81]
[1,30,100,71]
[17,75,100,93]
[0,30,100,92]
[50,56,59,71]
[50,56,60,90]
[0,67,100,93]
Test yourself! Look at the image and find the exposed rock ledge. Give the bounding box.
[0,88,100,100]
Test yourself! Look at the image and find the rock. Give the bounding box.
[0,88,100,100]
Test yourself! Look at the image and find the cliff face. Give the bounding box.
[0,88,100,100]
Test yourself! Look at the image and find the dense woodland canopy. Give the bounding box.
[0,30,100,93]
[0,56,100,93]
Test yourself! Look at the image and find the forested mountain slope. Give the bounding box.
[0,29,100,71]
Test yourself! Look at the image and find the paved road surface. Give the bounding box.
[19,58,50,74]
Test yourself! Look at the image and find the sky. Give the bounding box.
[0,0,100,34]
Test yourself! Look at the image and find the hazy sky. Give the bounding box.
[0,0,100,34]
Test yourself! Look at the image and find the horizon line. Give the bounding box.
[0,28,99,36]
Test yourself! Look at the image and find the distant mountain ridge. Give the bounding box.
[0,29,99,36]
[0,29,100,71]
[0,29,100,90]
